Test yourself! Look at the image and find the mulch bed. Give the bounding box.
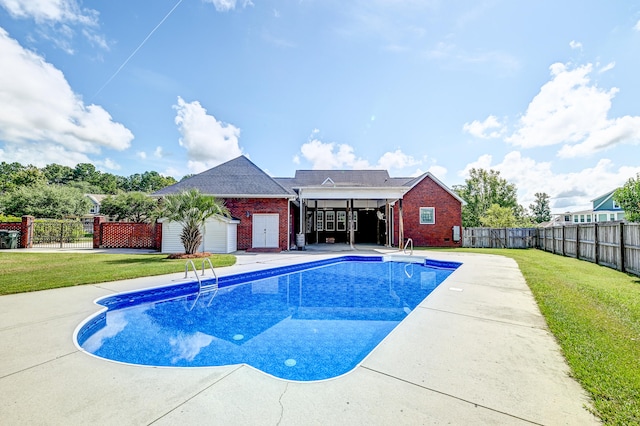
[167,252,212,259]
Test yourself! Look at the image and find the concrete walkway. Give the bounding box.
[0,249,599,425]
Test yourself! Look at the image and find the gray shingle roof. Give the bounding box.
[275,170,405,188]
[153,156,295,197]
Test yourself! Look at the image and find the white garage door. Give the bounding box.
[252,214,279,248]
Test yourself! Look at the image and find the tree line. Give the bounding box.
[0,162,177,194]
[0,161,178,220]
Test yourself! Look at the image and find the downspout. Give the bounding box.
[287,197,291,251]
[398,198,404,250]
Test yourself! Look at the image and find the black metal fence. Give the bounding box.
[31,219,93,249]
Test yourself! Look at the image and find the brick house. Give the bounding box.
[154,156,463,251]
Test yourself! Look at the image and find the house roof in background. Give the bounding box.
[153,156,462,203]
[152,156,295,198]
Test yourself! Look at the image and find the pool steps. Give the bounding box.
[184,259,219,310]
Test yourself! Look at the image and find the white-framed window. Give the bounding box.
[336,211,346,231]
[419,207,435,225]
[316,211,324,231]
[613,200,620,209]
[325,211,335,231]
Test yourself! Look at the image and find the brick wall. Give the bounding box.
[93,216,161,249]
[0,216,34,248]
[224,198,290,250]
[394,176,462,247]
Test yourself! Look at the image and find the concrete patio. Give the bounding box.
[0,248,599,425]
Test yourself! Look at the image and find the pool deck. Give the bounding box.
[0,248,599,425]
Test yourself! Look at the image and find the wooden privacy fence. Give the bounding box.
[463,228,538,249]
[464,223,640,277]
[538,222,640,276]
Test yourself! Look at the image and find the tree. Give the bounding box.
[42,164,74,185]
[529,192,551,223]
[480,204,517,228]
[453,168,518,227]
[157,189,230,254]
[100,192,158,222]
[0,162,26,193]
[73,163,99,183]
[0,184,91,218]
[614,174,640,222]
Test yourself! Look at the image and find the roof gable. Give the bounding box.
[285,169,395,187]
[153,156,294,198]
[405,172,465,204]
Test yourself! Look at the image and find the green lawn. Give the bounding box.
[0,252,236,295]
[446,248,640,425]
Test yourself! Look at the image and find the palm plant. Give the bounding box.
[158,189,230,254]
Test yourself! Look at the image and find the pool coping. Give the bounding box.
[0,249,599,425]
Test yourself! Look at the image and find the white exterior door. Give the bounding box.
[252,214,279,248]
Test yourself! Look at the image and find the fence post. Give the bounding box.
[594,223,599,265]
[620,222,625,272]
[561,226,565,256]
[20,215,34,248]
[576,224,580,260]
[93,216,106,249]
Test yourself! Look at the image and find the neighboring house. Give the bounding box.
[85,194,107,215]
[550,189,625,226]
[153,156,464,252]
[82,194,108,233]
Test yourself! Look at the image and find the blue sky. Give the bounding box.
[1,0,640,213]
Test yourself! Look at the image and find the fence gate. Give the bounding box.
[31,219,93,249]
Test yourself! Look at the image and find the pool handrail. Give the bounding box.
[403,238,414,255]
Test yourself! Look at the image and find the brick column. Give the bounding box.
[93,216,106,248]
[154,222,163,251]
[21,215,34,248]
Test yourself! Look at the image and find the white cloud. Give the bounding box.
[462,115,505,139]
[427,164,447,179]
[0,0,98,25]
[569,40,582,50]
[376,149,419,171]
[0,29,133,157]
[99,158,120,171]
[297,138,425,174]
[299,139,371,169]
[0,0,107,52]
[0,141,94,168]
[154,146,164,158]
[634,19,640,31]
[459,151,640,213]
[203,0,253,12]
[173,96,243,173]
[136,151,147,160]
[505,62,640,156]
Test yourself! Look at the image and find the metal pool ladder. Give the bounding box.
[403,238,414,255]
[184,259,219,310]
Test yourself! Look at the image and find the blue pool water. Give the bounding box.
[76,256,460,381]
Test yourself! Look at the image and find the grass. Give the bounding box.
[446,248,640,425]
[0,252,236,295]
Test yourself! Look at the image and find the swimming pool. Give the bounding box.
[76,255,460,381]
